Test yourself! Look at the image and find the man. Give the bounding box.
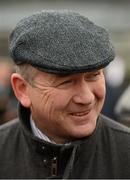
[0,10,130,179]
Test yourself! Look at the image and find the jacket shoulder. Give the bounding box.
[0,119,20,144]
[100,114,130,134]
[99,114,130,148]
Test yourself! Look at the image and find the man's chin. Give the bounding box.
[70,124,96,139]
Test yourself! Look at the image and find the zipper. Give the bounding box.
[51,157,58,176]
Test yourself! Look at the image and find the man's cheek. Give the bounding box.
[96,85,106,99]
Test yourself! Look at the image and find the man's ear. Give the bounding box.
[11,73,31,108]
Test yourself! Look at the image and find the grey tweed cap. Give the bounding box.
[9,10,115,74]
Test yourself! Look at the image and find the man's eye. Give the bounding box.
[85,72,101,81]
[57,80,73,88]
[61,80,72,85]
[93,72,100,76]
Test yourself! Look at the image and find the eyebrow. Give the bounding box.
[54,69,103,79]
[55,73,72,78]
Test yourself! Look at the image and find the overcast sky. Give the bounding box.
[0,1,130,32]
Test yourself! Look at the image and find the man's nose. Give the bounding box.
[72,81,94,105]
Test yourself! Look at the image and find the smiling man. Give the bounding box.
[1,11,130,179]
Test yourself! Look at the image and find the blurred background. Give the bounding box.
[0,0,130,125]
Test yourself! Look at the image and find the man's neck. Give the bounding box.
[30,117,56,144]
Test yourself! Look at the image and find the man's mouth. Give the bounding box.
[70,110,90,117]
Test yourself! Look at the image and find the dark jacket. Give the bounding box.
[1,104,130,179]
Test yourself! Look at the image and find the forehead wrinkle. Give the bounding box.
[35,68,104,88]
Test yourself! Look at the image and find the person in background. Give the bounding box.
[1,10,130,179]
[115,84,130,126]
[0,59,17,124]
[102,56,126,120]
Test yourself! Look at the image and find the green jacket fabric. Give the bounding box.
[1,104,130,179]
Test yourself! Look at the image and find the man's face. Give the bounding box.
[27,69,106,143]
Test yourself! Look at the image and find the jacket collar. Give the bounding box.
[18,103,101,149]
[18,103,102,178]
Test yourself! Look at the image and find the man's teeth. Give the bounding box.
[71,111,89,116]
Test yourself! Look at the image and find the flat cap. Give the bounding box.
[9,10,115,74]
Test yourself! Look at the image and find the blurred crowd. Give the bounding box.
[0,57,17,125]
[102,55,130,126]
[0,55,130,127]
